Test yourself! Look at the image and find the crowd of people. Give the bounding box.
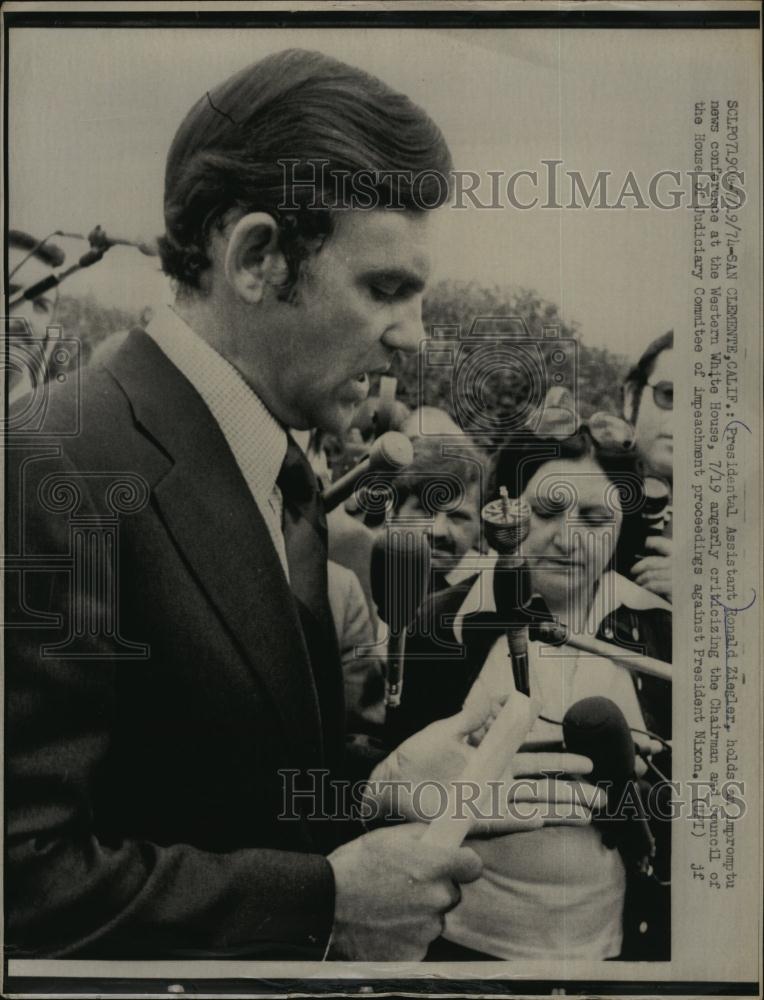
[6,47,673,964]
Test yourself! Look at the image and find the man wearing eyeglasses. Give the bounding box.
[623,330,674,601]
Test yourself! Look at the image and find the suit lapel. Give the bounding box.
[105,330,325,770]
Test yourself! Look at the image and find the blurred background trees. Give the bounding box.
[54,294,144,368]
[391,280,628,448]
[56,280,629,444]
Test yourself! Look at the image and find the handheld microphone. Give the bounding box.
[322,431,413,513]
[483,489,533,695]
[372,374,410,436]
[493,555,534,696]
[419,497,543,849]
[563,696,655,863]
[618,475,671,576]
[370,529,431,707]
[637,476,671,558]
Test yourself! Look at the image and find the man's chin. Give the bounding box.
[310,400,358,437]
[430,552,458,573]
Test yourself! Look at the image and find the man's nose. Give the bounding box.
[382,298,425,356]
[432,510,451,540]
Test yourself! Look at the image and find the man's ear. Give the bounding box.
[223,213,288,304]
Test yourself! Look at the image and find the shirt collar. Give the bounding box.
[146,304,287,503]
[453,566,670,645]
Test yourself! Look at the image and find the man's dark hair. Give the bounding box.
[9,230,65,269]
[623,330,674,422]
[159,48,452,294]
[390,436,485,513]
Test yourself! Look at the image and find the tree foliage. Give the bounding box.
[54,282,629,448]
[387,280,629,448]
[55,294,142,367]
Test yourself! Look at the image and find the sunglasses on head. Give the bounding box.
[646,379,673,411]
[564,411,637,452]
[536,397,636,451]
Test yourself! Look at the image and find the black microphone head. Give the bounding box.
[562,696,635,784]
[370,528,431,630]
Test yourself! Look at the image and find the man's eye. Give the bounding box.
[370,285,400,302]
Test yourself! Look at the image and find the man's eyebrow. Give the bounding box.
[359,267,427,292]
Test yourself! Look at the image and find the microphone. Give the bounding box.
[8,226,159,309]
[535,622,672,682]
[493,556,534,696]
[86,225,158,256]
[373,375,410,435]
[370,529,431,707]
[482,489,533,695]
[9,245,112,307]
[419,497,544,849]
[636,476,671,557]
[322,431,413,513]
[563,696,655,863]
[617,475,671,578]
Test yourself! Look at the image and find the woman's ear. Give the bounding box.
[223,213,288,304]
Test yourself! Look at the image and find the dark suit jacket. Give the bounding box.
[5,330,349,959]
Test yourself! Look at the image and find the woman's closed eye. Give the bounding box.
[579,507,616,525]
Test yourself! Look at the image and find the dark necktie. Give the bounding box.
[277,435,343,763]
[277,435,330,621]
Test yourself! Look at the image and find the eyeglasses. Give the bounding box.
[646,379,673,411]
[536,401,637,451]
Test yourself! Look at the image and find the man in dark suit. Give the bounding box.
[5,48,484,962]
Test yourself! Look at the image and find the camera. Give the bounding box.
[417,316,578,443]
[2,323,81,437]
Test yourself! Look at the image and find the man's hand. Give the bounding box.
[632,535,672,601]
[327,823,482,960]
[366,700,603,835]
